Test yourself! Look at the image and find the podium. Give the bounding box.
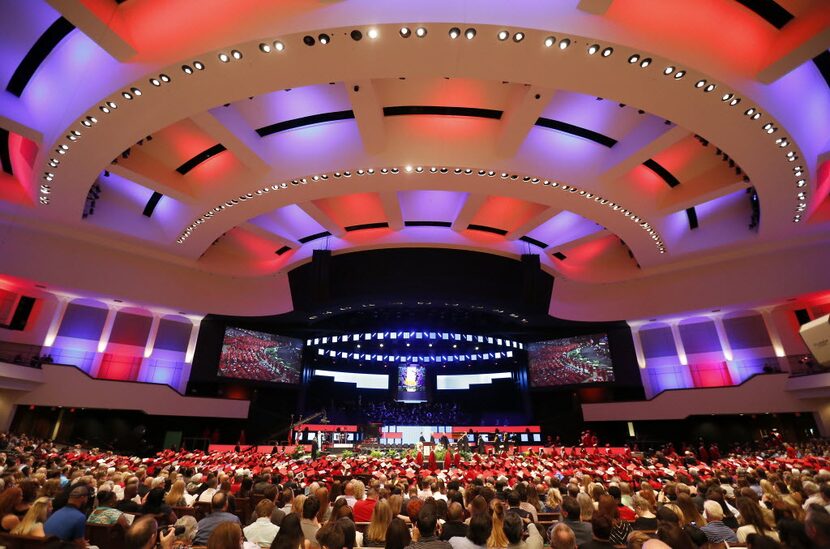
[421,441,434,457]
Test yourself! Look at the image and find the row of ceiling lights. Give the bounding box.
[175,165,666,254]
[44,25,804,229]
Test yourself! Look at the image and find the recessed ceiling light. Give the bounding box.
[274,41,285,51]
[513,32,525,42]
[704,84,715,92]
[350,30,363,41]
[368,28,379,39]
[122,91,133,100]
[218,52,230,62]
[150,78,160,86]
[796,179,806,187]
[588,44,599,55]
[193,61,205,70]
[498,30,509,41]
[159,74,170,83]
[601,47,613,57]
[673,70,685,79]
[415,27,427,37]
[182,65,193,74]
[639,58,651,68]
[400,27,411,38]
[544,36,555,47]
[663,66,675,74]
[231,49,242,59]
[131,87,141,96]
[751,112,761,120]
[729,98,740,106]
[259,43,272,53]
[559,38,570,49]
[695,79,706,88]
[318,34,330,45]
[465,28,476,39]
[303,35,315,46]
[721,93,733,101]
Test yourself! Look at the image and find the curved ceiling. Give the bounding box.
[1,0,829,321]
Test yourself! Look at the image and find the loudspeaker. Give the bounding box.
[310,249,332,304]
[520,254,546,314]
[800,314,830,367]
[794,308,811,325]
[7,296,35,331]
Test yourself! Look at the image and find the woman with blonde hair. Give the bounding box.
[164,479,190,507]
[11,497,50,537]
[365,500,392,546]
[545,488,563,514]
[291,494,306,517]
[576,492,594,522]
[486,501,509,548]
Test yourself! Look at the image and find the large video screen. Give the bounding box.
[218,327,303,383]
[397,365,427,402]
[528,334,613,387]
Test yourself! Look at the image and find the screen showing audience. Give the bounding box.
[527,333,614,387]
[396,364,427,402]
[218,327,303,383]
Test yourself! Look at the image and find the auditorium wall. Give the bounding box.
[632,304,817,398]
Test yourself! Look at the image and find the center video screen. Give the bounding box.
[527,333,614,387]
[218,327,303,383]
[396,364,427,402]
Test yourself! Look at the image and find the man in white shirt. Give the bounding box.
[197,477,219,503]
[244,500,280,548]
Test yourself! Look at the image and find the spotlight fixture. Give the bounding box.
[448,27,460,39]
[704,84,715,92]
[319,33,331,44]
[673,70,685,79]
[415,27,427,37]
[99,105,110,113]
[274,41,285,51]
[193,61,205,70]
[588,44,599,55]
[259,42,271,53]
[629,54,640,64]
[601,47,613,57]
[559,38,570,49]
[350,29,363,41]
[160,74,170,83]
[400,27,411,37]
[182,64,193,74]
[544,36,555,47]
[231,50,242,59]
[465,28,476,40]
[663,66,675,74]
[498,30,509,41]
[368,28,379,39]
[218,52,230,62]
[639,58,651,68]
[303,35,315,46]
[513,32,524,42]
[695,79,706,88]
[729,98,740,106]
[122,91,133,100]
[150,78,161,86]
[721,93,733,101]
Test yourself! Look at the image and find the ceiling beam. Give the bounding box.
[505,207,561,242]
[45,0,136,61]
[345,80,386,154]
[495,86,555,158]
[598,123,689,185]
[238,222,296,249]
[756,6,830,83]
[551,229,611,255]
[657,165,748,214]
[109,149,196,203]
[378,191,403,231]
[298,201,345,237]
[190,109,270,173]
[0,112,43,144]
[577,0,614,15]
[451,193,488,232]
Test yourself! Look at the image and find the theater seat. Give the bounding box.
[0,532,74,548]
[85,523,126,549]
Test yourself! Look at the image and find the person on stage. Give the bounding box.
[310,435,318,460]
[476,433,486,454]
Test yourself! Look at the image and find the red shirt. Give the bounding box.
[618,505,636,521]
[353,498,377,522]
